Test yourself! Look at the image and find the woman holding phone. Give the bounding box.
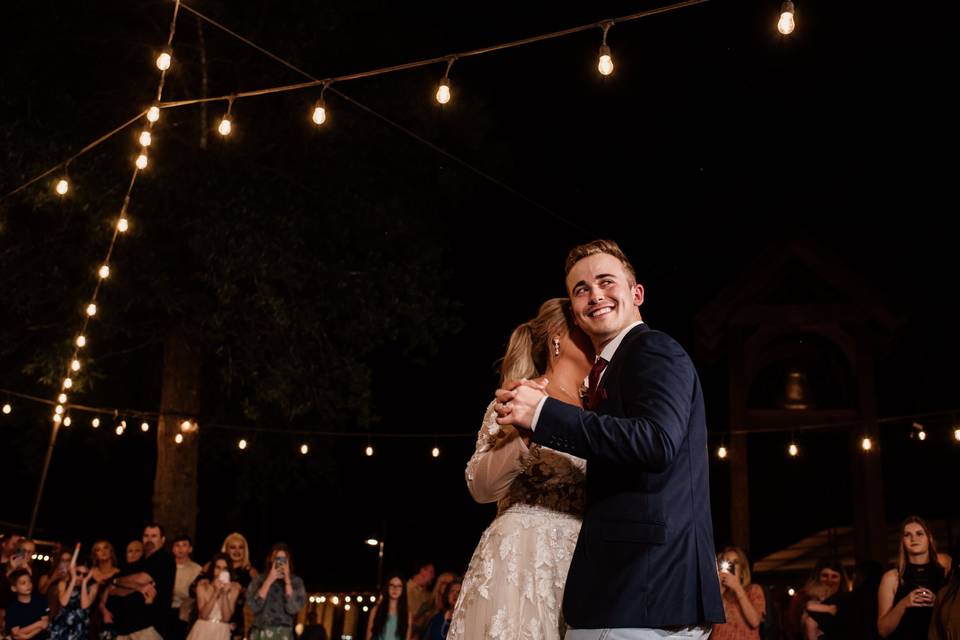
[186,554,240,640]
[245,545,305,640]
[711,546,765,640]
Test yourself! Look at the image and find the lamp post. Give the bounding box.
[365,538,384,589]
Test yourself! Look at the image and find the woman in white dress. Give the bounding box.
[448,298,594,640]
[187,554,241,640]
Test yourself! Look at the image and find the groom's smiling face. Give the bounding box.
[566,253,644,348]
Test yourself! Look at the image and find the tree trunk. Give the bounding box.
[152,330,201,539]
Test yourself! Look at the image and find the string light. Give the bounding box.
[318,596,327,604]
[912,421,927,441]
[63,416,72,427]
[365,444,374,457]
[331,596,340,606]
[861,436,873,451]
[147,105,161,123]
[788,587,796,597]
[174,433,184,444]
[117,216,129,233]
[955,427,960,442]
[345,596,351,603]
[717,444,728,460]
[115,424,124,435]
[598,21,614,76]
[91,417,100,428]
[62,378,73,389]
[135,154,148,170]
[356,596,363,603]
[55,179,70,196]
[156,50,172,71]
[238,438,248,450]
[344,604,351,611]
[431,446,441,458]
[138,131,152,147]
[362,606,369,612]
[71,359,81,371]
[300,443,309,455]
[98,265,111,279]
[55,404,64,415]
[86,303,97,317]
[778,1,796,35]
[218,97,235,137]
[76,335,87,348]
[141,421,150,432]
[312,84,329,125]
[53,413,62,424]
[369,596,376,603]
[435,58,455,105]
[2,403,11,414]
[58,393,68,404]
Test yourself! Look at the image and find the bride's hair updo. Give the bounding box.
[499,298,574,385]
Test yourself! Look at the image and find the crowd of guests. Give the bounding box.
[711,516,958,640]
[1,526,305,640]
[4,515,958,640]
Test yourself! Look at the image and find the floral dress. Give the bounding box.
[448,401,586,640]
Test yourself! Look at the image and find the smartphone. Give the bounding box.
[218,571,231,584]
[275,556,287,568]
[719,560,736,576]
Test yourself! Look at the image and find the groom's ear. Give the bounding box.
[632,283,645,307]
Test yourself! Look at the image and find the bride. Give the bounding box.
[448,298,593,640]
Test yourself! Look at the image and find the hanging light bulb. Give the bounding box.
[300,443,309,455]
[954,427,960,442]
[331,596,340,606]
[156,50,172,71]
[356,596,363,603]
[139,131,152,147]
[86,303,97,317]
[63,416,72,427]
[115,424,124,435]
[98,265,111,279]
[2,403,11,414]
[55,178,70,196]
[788,442,799,457]
[912,421,927,441]
[117,217,129,233]
[55,404,65,415]
[431,446,441,458]
[345,596,351,603]
[598,46,614,76]
[135,154,148,170]
[344,604,351,612]
[597,21,614,76]
[918,430,927,441]
[436,77,451,104]
[238,438,248,450]
[717,445,728,459]
[362,606,369,613]
[91,417,100,428]
[76,335,87,348]
[147,105,161,123]
[53,413,63,424]
[71,359,81,372]
[180,419,193,432]
[63,377,73,389]
[174,433,184,444]
[58,393,68,404]
[861,436,873,451]
[141,421,150,432]
[218,116,232,136]
[312,101,327,125]
[778,1,796,35]
[365,444,374,457]
[318,596,327,604]
[788,587,796,597]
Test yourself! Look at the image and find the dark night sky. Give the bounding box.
[2,0,958,591]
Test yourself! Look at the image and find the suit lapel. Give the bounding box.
[595,323,649,410]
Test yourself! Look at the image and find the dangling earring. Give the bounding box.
[553,337,561,357]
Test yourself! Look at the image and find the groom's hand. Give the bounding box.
[495,379,548,430]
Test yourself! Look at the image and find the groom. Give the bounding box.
[495,240,724,638]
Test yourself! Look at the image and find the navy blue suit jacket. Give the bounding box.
[533,324,724,628]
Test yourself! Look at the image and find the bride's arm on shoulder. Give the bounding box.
[465,401,531,503]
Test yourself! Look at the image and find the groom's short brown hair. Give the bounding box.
[565,239,637,284]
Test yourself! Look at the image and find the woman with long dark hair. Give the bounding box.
[365,575,410,640]
[186,554,240,640]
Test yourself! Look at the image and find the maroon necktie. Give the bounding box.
[587,357,609,410]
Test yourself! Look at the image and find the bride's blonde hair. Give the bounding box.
[500,298,573,385]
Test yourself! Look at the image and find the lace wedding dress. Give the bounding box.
[447,401,586,640]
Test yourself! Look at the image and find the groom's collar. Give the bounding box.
[598,320,645,363]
